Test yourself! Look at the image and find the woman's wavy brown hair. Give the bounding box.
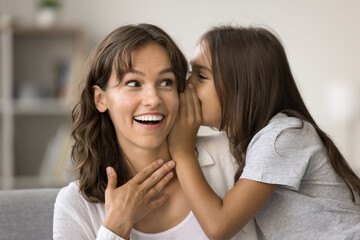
[201,25,360,202]
[71,24,188,203]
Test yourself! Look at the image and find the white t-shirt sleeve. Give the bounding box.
[240,116,313,190]
[53,185,93,239]
[97,225,126,240]
[53,182,127,240]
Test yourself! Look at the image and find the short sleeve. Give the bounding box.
[240,115,315,190]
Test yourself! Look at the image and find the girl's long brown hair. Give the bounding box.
[71,24,187,203]
[202,26,360,202]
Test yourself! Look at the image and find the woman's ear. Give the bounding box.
[93,85,107,112]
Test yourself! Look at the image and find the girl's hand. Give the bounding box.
[102,160,175,238]
[168,84,202,158]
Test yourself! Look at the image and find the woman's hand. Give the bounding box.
[103,160,175,238]
[168,84,202,158]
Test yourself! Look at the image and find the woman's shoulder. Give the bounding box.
[55,180,90,210]
[56,181,82,201]
[196,131,233,161]
[54,183,105,238]
[196,131,236,168]
[196,131,229,150]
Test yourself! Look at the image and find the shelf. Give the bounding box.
[13,25,84,37]
[13,175,73,189]
[1,25,86,189]
[13,98,71,115]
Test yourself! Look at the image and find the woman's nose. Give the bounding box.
[142,87,161,107]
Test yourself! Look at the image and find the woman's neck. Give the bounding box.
[120,140,192,233]
[122,142,172,175]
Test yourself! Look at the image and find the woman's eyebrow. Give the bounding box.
[126,68,174,75]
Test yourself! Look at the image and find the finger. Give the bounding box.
[131,159,165,184]
[147,171,174,197]
[188,83,202,122]
[184,87,194,118]
[106,167,117,191]
[148,194,169,210]
[141,160,176,190]
[178,91,187,118]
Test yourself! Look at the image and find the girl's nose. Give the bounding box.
[187,74,196,87]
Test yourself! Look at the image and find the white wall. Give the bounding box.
[1,0,359,174]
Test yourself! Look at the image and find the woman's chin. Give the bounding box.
[137,137,168,150]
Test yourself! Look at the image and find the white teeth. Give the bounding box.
[134,115,164,121]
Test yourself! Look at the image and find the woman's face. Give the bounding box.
[188,43,222,129]
[94,42,179,151]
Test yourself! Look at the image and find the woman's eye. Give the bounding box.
[160,79,174,87]
[125,80,140,87]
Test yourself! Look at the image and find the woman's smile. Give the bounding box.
[133,113,166,130]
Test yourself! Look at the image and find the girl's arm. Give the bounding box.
[169,86,277,240]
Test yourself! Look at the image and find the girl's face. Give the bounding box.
[189,43,222,129]
[94,42,179,151]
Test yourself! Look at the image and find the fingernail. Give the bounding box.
[167,171,174,178]
[106,167,112,175]
[157,159,164,165]
[188,83,193,88]
[167,160,175,167]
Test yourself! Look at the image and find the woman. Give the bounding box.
[53,23,258,240]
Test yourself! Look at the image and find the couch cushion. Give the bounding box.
[0,188,60,240]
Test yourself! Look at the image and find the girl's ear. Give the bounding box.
[93,85,107,112]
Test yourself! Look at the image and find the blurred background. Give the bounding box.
[0,0,359,189]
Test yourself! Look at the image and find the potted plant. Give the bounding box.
[35,0,61,27]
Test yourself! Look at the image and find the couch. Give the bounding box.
[0,188,60,240]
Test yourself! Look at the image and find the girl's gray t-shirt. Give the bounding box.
[240,113,360,240]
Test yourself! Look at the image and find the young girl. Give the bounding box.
[169,25,360,240]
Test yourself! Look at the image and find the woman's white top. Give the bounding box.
[53,133,259,240]
[130,212,206,240]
